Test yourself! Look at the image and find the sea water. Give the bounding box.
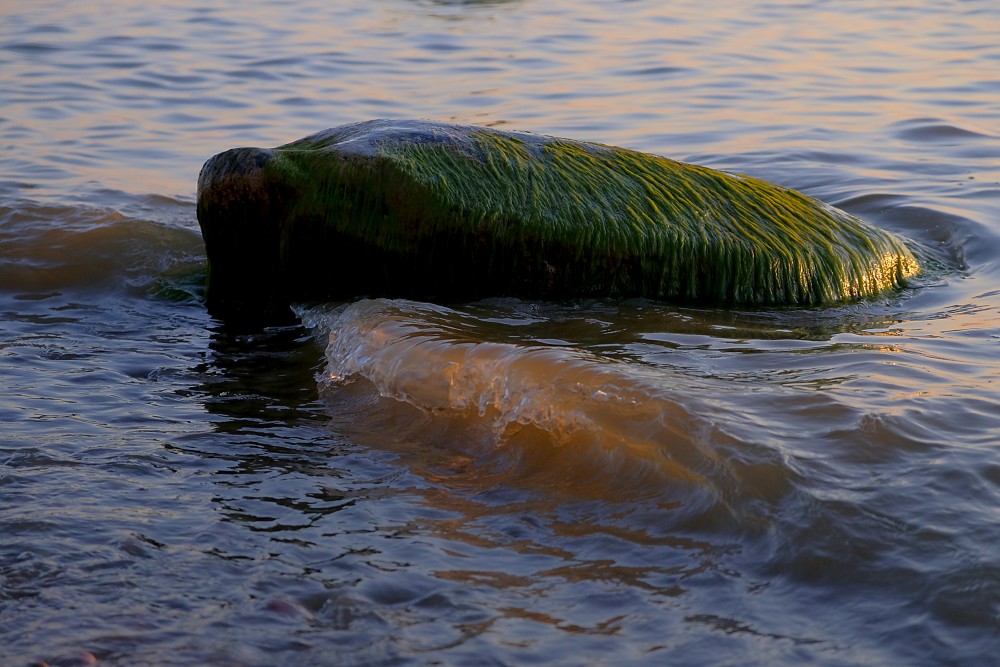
[1,1,999,665]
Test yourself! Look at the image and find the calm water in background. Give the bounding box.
[2,1,999,665]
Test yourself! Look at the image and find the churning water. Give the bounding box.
[2,1,999,665]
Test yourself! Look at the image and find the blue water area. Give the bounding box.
[1,1,999,665]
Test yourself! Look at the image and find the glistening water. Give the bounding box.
[2,1,999,665]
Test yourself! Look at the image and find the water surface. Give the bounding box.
[2,1,999,665]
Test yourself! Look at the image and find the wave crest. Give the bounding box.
[308,299,764,505]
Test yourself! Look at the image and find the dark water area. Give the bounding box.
[2,1,1000,665]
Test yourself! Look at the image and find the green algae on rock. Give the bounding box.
[196,119,919,323]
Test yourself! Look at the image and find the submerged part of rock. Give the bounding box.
[196,119,919,323]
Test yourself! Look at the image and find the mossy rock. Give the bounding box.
[197,119,919,324]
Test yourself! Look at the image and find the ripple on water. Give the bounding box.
[2,0,1000,664]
